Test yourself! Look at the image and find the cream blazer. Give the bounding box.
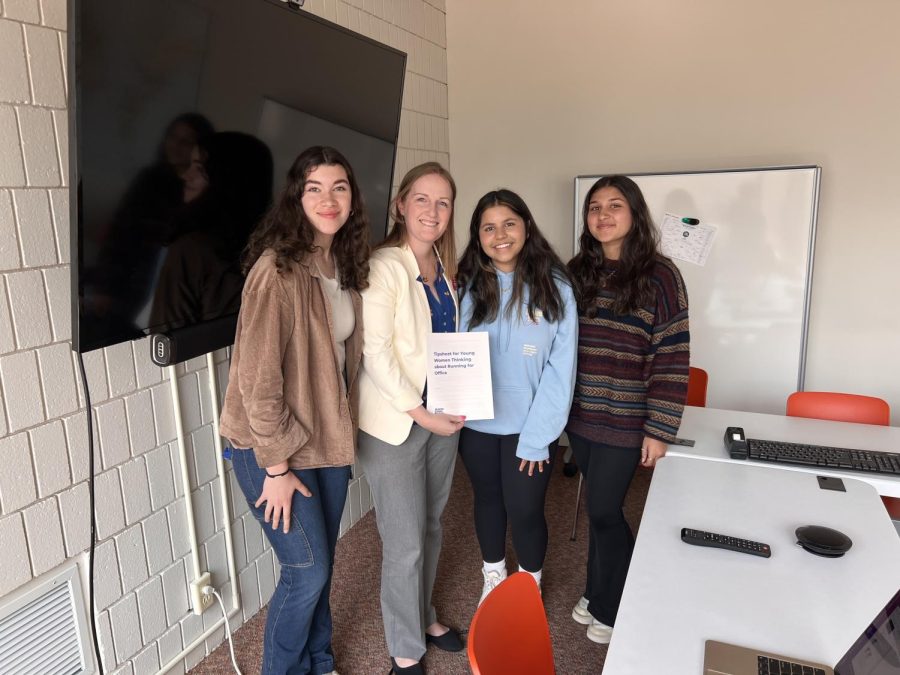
[358,243,459,445]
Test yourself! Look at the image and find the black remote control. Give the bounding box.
[681,528,771,558]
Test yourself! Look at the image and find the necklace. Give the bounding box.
[600,269,617,288]
[418,255,436,284]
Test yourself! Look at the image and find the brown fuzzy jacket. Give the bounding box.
[220,250,362,469]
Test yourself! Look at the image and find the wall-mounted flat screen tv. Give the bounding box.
[71,0,406,354]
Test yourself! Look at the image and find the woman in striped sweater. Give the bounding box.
[566,175,690,645]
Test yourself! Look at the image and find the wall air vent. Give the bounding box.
[0,562,95,674]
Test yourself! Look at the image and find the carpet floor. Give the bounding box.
[189,450,652,674]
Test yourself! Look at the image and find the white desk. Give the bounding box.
[603,455,900,674]
[670,406,900,498]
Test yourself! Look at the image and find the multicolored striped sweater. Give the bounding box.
[566,255,690,449]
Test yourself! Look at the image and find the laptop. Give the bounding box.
[704,586,900,675]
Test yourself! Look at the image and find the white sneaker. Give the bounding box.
[479,567,507,605]
[572,596,592,625]
[586,618,614,644]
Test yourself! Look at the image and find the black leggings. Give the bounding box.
[569,432,642,627]
[458,427,557,572]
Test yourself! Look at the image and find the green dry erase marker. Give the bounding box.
[681,217,700,225]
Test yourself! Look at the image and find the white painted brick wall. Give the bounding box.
[115,524,149,594]
[108,592,143,662]
[0,0,450,672]
[56,481,89,556]
[21,495,64,575]
[124,390,156,456]
[132,645,160,675]
[1,351,45,429]
[92,539,122,612]
[120,457,152,525]
[0,191,22,270]
[145,444,176,511]
[136,576,167,643]
[38,0,66,31]
[167,499,192,560]
[6,269,51,349]
[161,559,189,625]
[0,280,16,355]
[157,625,183,670]
[0,513,31,596]
[48,188,68,262]
[94,609,114,672]
[23,24,65,107]
[189,426,217,488]
[192,484,216,544]
[94,468,125,540]
[96,398,130,470]
[17,106,60,186]
[36,342,78,417]
[5,0,42,24]
[0,431,36,511]
[42,265,70,341]
[28,418,69,497]
[0,20,31,103]
[200,531,226,588]
[11,189,54,266]
[105,342,137,398]
[143,509,174,576]
[62,411,88,482]
[0,107,27,185]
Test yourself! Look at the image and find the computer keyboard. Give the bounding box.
[746,438,900,476]
[757,655,825,675]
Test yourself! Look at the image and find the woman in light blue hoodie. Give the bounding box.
[457,189,577,604]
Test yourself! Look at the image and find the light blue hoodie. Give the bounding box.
[461,269,578,461]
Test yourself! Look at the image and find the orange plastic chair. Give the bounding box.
[786,391,890,426]
[686,367,709,407]
[786,391,898,519]
[468,572,555,675]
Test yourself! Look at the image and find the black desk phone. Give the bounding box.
[724,426,748,459]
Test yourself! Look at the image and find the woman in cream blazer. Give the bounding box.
[357,162,464,675]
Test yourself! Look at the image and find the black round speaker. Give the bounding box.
[795,525,853,557]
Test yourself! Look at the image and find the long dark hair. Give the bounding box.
[243,146,370,291]
[458,189,570,327]
[378,161,458,279]
[568,175,658,316]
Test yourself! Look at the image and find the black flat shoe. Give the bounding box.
[389,657,425,675]
[425,628,464,652]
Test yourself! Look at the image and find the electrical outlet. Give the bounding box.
[189,572,214,615]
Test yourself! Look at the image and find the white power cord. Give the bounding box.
[203,586,243,675]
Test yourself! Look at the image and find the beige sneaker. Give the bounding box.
[479,567,507,605]
[586,618,613,644]
[572,596,592,625]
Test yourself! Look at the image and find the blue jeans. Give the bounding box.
[232,449,350,675]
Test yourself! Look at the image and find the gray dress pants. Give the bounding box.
[356,425,460,661]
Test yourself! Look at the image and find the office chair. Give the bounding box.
[468,572,555,675]
[786,391,890,426]
[686,367,709,407]
[786,391,898,520]
[570,367,708,540]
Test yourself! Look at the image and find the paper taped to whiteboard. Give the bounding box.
[660,213,717,266]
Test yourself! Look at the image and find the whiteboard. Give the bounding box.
[573,167,821,415]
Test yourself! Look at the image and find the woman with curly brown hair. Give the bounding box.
[220,145,370,675]
[566,175,690,646]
